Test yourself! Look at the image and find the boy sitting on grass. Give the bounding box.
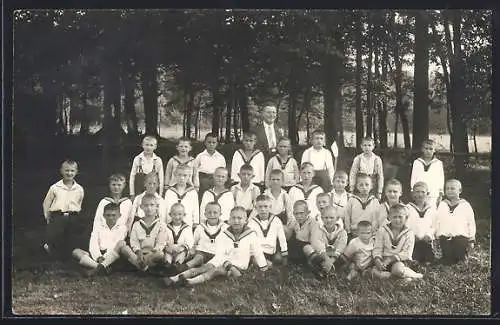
[72,202,126,277]
[287,200,319,265]
[163,206,268,287]
[339,220,375,281]
[164,203,194,267]
[117,194,169,273]
[247,195,288,267]
[372,204,423,281]
[304,206,347,279]
[174,202,228,274]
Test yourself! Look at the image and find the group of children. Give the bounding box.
[41,131,477,286]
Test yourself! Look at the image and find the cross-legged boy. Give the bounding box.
[194,133,226,200]
[372,204,423,281]
[129,135,164,201]
[72,202,126,277]
[231,164,261,217]
[164,203,195,267]
[288,162,324,219]
[434,179,476,265]
[304,206,347,279]
[92,173,132,230]
[129,173,167,231]
[375,178,403,232]
[287,200,319,265]
[163,206,268,287]
[117,194,170,272]
[247,195,288,267]
[164,164,199,226]
[174,202,228,274]
[42,159,85,259]
[199,167,235,223]
[340,220,375,281]
[406,181,437,265]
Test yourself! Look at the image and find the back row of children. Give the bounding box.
[43,131,475,283]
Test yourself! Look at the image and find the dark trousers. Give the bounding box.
[313,170,332,192]
[413,239,435,263]
[46,211,80,258]
[288,236,309,265]
[439,235,469,265]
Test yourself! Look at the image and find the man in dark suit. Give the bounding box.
[252,105,283,161]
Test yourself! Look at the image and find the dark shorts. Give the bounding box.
[46,211,80,258]
[288,236,309,264]
[413,239,435,263]
[195,251,215,264]
[439,235,469,264]
[313,170,332,192]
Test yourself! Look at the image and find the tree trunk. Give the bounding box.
[394,109,399,148]
[366,29,373,138]
[141,62,158,136]
[232,82,241,144]
[448,10,469,172]
[304,85,312,144]
[288,68,299,146]
[211,81,223,137]
[225,90,232,143]
[430,21,453,151]
[373,44,380,145]
[239,83,250,133]
[412,11,430,152]
[355,10,364,150]
[79,88,89,136]
[123,62,138,136]
[379,45,389,149]
[323,54,344,149]
[473,127,478,154]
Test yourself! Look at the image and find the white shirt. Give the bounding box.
[265,155,299,188]
[163,185,199,226]
[129,217,169,253]
[165,222,194,251]
[288,183,324,219]
[247,215,288,255]
[193,222,229,254]
[342,237,374,270]
[88,220,128,260]
[406,202,437,240]
[92,197,133,230]
[231,149,265,184]
[435,199,476,240]
[129,152,164,196]
[231,183,261,211]
[301,147,335,180]
[130,192,167,228]
[199,189,235,223]
[264,122,277,149]
[262,188,294,223]
[410,158,445,197]
[194,150,226,174]
[42,180,85,218]
[209,227,268,271]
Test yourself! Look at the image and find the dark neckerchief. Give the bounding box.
[139,217,160,237]
[167,222,190,244]
[417,157,437,172]
[276,155,292,170]
[353,195,377,210]
[201,222,224,243]
[207,189,231,203]
[237,149,262,164]
[253,215,275,238]
[293,183,320,199]
[224,226,254,248]
[407,202,431,218]
[167,185,196,202]
[442,199,461,213]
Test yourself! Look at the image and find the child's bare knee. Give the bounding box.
[72,248,86,259]
[390,262,405,277]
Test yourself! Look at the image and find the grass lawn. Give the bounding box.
[10,145,492,316]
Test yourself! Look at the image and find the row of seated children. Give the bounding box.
[49,159,475,283]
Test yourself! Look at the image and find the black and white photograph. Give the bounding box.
[9,8,492,315]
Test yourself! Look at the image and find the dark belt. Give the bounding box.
[51,211,79,217]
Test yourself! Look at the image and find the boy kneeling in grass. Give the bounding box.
[372,204,423,281]
[163,206,268,287]
[116,194,169,273]
[339,220,375,281]
[72,202,126,277]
